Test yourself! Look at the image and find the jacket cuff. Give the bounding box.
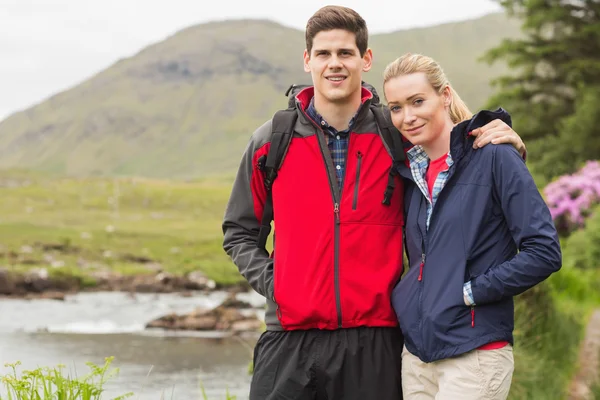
[463,281,475,306]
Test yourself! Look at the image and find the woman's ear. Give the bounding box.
[443,86,452,108]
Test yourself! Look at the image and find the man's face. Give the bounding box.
[303,29,372,106]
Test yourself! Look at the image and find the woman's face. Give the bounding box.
[384,72,451,146]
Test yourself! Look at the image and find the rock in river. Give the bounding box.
[145,294,262,333]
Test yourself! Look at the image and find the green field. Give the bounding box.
[0,170,241,286]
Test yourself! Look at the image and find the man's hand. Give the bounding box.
[470,119,526,158]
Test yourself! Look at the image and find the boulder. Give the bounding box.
[0,267,15,295]
[23,268,51,292]
[185,270,216,290]
[145,296,262,333]
[220,293,253,309]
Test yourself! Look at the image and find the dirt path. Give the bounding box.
[568,309,600,399]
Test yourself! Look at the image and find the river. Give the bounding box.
[0,291,265,399]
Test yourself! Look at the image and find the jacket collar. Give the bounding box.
[397,108,512,180]
[449,108,513,162]
[295,86,375,129]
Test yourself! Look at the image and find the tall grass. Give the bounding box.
[507,253,600,399]
[509,284,583,399]
[199,383,236,400]
[1,358,241,400]
[0,357,132,400]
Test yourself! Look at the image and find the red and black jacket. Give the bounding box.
[223,87,404,330]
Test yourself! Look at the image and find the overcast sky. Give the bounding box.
[0,0,502,121]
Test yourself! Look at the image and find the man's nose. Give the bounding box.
[328,55,343,69]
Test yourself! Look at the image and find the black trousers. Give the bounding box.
[250,327,403,400]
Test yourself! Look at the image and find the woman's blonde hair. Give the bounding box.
[383,53,472,124]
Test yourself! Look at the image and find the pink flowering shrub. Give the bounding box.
[543,161,600,236]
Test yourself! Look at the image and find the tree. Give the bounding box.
[483,0,600,180]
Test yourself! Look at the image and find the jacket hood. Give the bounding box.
[450,108,513,161]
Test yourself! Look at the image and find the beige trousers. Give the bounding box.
[401,345,514,400]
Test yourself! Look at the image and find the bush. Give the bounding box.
[0,357,132,400]
[560,205,600,271]
[543,161,600,237]
[510,283,585,399]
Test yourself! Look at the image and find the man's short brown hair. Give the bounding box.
[305,6,369,56]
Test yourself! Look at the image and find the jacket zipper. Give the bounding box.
[334,202,342,327]
[352,151,363,210]
[417,199,427,359]
[302,108,345,328]
[418,253,425,281]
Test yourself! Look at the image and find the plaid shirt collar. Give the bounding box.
[406,145,454,169]
[306,97,356,137]
[407,145,454,228]
[306,97,357,188]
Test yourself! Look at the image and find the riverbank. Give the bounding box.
[0,172,245,296]
[0,264,248,299]
[0,291,260,398]
[0,266,263,334]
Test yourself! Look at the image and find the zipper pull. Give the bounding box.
[357,151,363,159]
[471,306,475,328]
[418,253,425,282]
[334,203,340,223]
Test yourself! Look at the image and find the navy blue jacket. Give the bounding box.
[393,109,562,363]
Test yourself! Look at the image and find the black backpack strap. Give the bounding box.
[371,105,405,206]
[371,105,405,163]
[257,108,298,250]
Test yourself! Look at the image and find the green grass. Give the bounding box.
[0,171,242,286]
[199,383,236,400]
[507,263,600,399]
[0,357,238,400]
[593,381,600,400]
[509,285,583,398]
[0,357,132,400]
[508,205,600,399]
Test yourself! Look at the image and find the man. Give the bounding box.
[222,6,525,400]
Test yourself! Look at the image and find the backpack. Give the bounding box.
[255,82,406,251]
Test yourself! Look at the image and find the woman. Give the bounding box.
[383,53,562,399]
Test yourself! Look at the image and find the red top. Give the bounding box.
[425,153,449,200]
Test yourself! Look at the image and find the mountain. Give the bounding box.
[0,13,521,179]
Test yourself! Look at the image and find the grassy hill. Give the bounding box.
[0,13,521,179]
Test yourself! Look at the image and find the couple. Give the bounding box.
[223,5,561,400]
